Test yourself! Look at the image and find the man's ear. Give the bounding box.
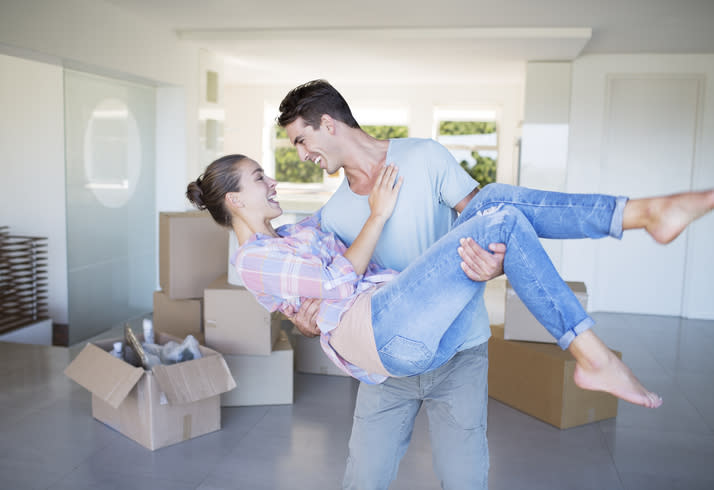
[321,114,334,133]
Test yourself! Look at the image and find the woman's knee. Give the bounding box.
[464,183,512,218]
[475,182,509,201]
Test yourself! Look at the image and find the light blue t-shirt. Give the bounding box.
[321,137,491,351]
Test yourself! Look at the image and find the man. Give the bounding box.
[278,79,506,489]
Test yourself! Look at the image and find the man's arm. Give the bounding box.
[454,187,479,214]
[454,187,506,281]
[283,299,321,337]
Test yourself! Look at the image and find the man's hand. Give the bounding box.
[284,298,321,337]
[458,238,506,281]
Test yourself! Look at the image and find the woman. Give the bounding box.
[187,154,714,408]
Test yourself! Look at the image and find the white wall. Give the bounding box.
[564,54,714,319]
[0,0,202,327]
[196,50,227,182]
[0,54,68,323]
[520,62,573,272]
[223,82,525,186]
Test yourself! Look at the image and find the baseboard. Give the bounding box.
[0,319,53,345]
[53,323,69,347]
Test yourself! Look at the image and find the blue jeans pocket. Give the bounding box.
[379,336,434,376]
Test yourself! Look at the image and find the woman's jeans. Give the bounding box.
[371,183,628,377]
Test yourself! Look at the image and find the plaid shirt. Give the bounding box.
[233,210,397,384]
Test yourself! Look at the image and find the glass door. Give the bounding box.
[64,70,156,344]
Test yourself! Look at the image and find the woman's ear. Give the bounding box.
[225,192,244,208]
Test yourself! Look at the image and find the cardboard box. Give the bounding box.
[484,277,506,325]
[64,332,236,450]
[204,275,281,355]
[221,331,294,406]
[504,281,588,343]
[153,290,204,343]
[488,324,619,429]
[227,231,243,286]
[292,327,349,377]
[159,211,229,300]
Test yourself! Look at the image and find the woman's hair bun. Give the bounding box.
[186,179,206,209]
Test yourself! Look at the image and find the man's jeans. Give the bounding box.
[343,342,489,490]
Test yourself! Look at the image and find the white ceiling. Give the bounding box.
[105,0,714,85]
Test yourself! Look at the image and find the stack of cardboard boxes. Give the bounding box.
[65,210,298,450]
[153,210,230,342]
[204,276,294,406]
[488,281,620,429]
[66,211,240,450]
[158,211,294,407]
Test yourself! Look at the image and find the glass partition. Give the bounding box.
[64,70,156,344]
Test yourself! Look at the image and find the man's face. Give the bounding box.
[284,117,340,175]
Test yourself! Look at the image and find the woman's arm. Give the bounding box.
[342,164,403,275]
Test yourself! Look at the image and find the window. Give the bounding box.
[273,126,323,184]
[435,109,498,186]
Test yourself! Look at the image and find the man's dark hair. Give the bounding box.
[277,79,360,129]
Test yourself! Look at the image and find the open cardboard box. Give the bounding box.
[65,332,236,450]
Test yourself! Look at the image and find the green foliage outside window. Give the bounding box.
[274,125,322,183]
[439,121,496,135]
[275,147,323,183]
[362,125,408,139]
[439,120,497,186]
[460,152,497,186]
[273,124,408,183]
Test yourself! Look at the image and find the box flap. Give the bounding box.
[152,353,237,405]
[64,343,144,409]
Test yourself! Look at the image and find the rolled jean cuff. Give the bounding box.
[557,316,595,350]
[609,196,629,239]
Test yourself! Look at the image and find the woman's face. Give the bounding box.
[233,159,282,221]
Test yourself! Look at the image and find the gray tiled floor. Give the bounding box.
[1,312,713,489]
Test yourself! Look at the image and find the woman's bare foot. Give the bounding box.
[573,352,663,408]
[568,330,663,408]
[627,189,714,244]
